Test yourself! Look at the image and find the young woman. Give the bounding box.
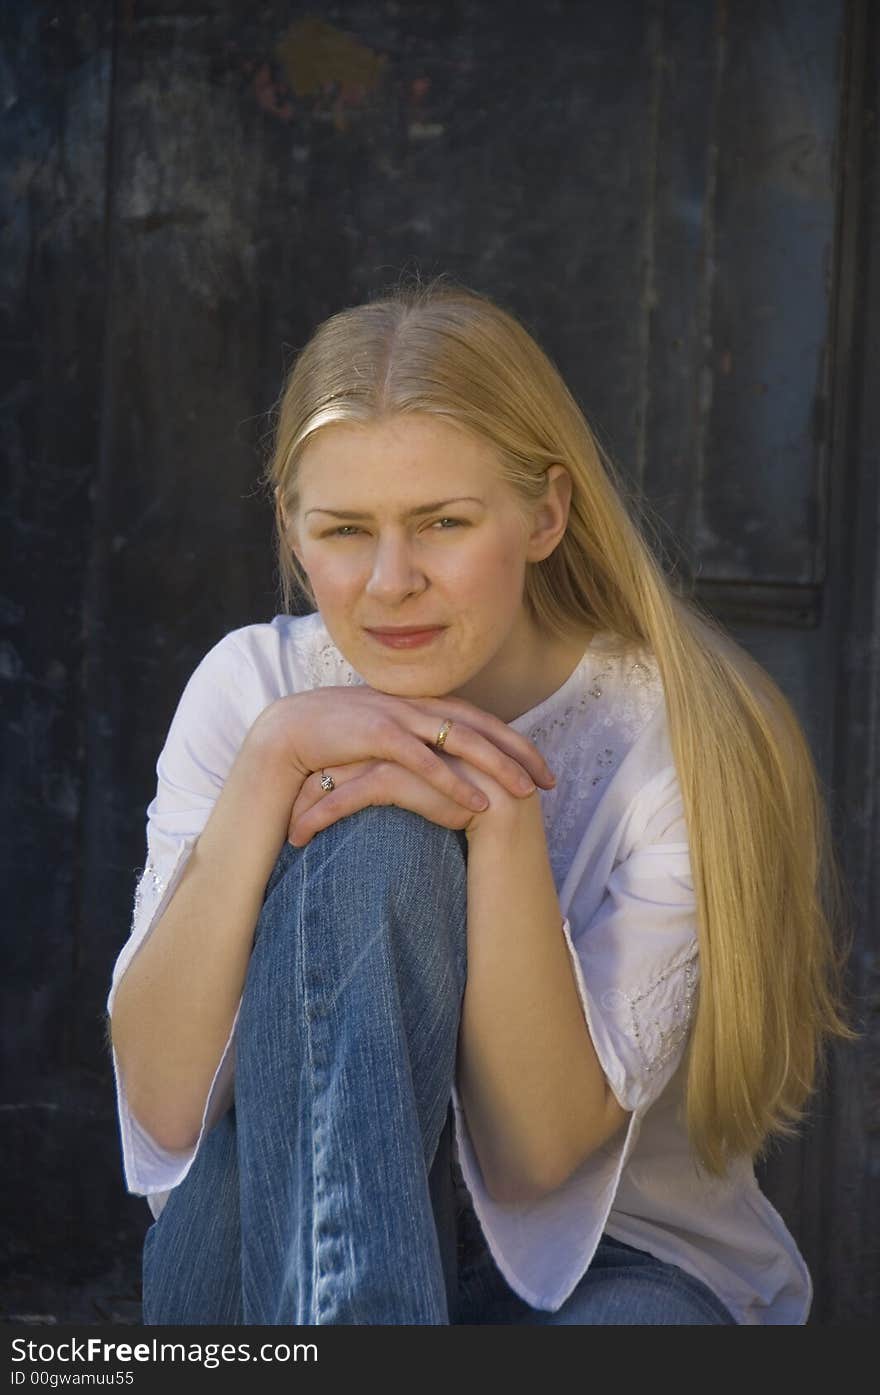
[107,278,855,1325]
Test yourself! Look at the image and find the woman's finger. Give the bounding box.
[432,720,541,796]
[290,777,379,845]
[287,762,372,841]
[372,722,492,813]
[289,761,369,825]
[290,763,472,846]
[271,686,552,811]
[400,695,556,791]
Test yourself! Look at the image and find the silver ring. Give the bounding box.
[319,770,335,793]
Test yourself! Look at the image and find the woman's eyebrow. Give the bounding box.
[305,496,485,520]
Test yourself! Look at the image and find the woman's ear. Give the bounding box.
[524,464,572,563]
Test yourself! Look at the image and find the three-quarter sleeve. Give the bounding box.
[450,761,701,1311]
[560,763,698,1115]
[106,632,268,1208]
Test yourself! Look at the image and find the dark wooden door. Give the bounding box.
[2,0,877,1323]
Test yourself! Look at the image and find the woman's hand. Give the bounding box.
[257,685,555,822]
[286,749,533,847]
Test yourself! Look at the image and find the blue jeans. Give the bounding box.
[141,806,737,1326]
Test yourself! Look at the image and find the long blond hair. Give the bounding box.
[262,274,858,1177]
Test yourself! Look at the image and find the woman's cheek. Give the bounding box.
[308,554,362,601]
[483,540,527,601]
[448,535,516,591]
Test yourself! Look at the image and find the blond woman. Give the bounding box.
[107,279,855,1324]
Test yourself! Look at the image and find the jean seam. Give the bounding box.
[298,843,322,1325]
[303,811,463,1323]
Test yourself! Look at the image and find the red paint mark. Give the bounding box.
[346,80,368,104]
[327,79,374,132]
[254,62,294,122]
[411,77,431,103]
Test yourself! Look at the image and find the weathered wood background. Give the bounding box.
[1,0,877,1323]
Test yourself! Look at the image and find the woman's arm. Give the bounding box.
[109,710,308,1152]
[456,793,630,1204]
[110,686,551,1156]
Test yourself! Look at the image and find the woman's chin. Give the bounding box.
[356,659,452,699]
[370,675,450,699]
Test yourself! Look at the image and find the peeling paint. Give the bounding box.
[272,15,388,132]
[253,61,293,122]
[275,16,387,100]
[0,640,23,681]
[42,770,80,821]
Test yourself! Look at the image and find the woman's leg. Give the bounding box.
[454,1230,737,1325]
[527,1237,739,1324]
[141,1111,244,1324]
[142,805,469,1325]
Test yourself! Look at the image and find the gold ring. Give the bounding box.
[434,719,453,750]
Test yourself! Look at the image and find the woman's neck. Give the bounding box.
[451,622,596,724]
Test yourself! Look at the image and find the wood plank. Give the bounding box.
[0,0,123,1301]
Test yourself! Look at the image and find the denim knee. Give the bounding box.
[316,805,466,921]
[246,806,469,1076]
[257,807,469,954]
[314,803,467,860]
[263,806,466,896]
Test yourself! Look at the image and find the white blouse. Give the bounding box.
[106,610,812,1325]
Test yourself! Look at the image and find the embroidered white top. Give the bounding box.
[106,610,813,1325]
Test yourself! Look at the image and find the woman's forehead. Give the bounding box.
[296,416,507,495]
[302,412,487,457]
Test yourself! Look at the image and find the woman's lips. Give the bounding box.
[365,627,446,650]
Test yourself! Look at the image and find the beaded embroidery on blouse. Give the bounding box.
[130,860,165,935]
[517,639,665,882]
[630,953,699,1076]
[600,951,700,1078]
[295,615,369,692]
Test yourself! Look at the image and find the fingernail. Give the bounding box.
[471,793,489,810]
[518,777,536,794]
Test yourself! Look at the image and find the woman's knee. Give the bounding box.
[540,1266,737,1326]
[310,806,468,947]
[312,803,467,869]
[262,806,466,914]
[254,806,468,965]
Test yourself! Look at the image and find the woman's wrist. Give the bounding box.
[465,786,543,844]
[247,694,314,782]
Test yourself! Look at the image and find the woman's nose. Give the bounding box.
[364,534,426,601]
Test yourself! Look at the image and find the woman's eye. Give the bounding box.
[326,518,464,538]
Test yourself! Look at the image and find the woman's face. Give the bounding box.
[286,413,564,706]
